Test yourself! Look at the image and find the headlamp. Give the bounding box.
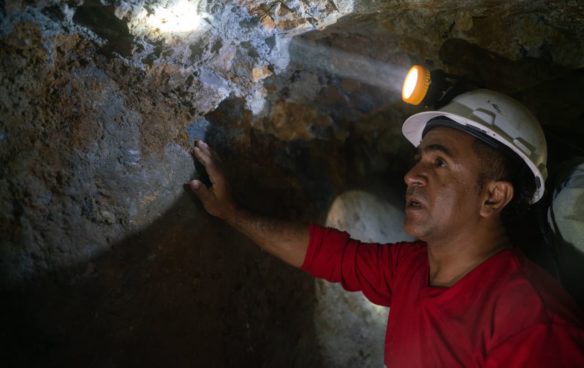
[401,65,431,105]
[401,65,477,108]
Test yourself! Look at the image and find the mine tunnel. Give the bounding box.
[1,1,584,367]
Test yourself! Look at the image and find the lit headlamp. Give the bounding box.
[401,65,476,108]
[401,65,431,105]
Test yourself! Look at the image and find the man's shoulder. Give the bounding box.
[487,249,584,336]
[480,250,584,362]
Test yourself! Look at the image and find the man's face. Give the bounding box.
[403,127,486,242]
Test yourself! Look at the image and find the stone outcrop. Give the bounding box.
[1,0,583,366]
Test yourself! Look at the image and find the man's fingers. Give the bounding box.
[202,159,224,187]
[196,140,212,157]
[194,140,213,160]
[192,142,218,169]
[192,146,211,166]
[189,144,233,220]
[189,179,213,203]
[192,145,224,187]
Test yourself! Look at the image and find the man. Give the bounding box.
[189,89,584,366]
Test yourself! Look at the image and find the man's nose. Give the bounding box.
[404,162,426,187]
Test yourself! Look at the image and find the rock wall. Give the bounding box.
[319,189,413,367]
[0,0,358,285]
[1,0,584,367]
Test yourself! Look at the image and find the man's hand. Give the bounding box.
[189,141,236,220]
[188,140,309,268]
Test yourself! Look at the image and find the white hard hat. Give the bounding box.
[402,89,548,203]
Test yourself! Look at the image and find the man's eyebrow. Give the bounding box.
[417,144,453,157]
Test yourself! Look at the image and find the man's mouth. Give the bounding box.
[406,196,425,209]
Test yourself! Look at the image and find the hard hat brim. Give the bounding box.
[402,110,545,203]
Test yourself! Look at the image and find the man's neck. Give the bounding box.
[426,223,511,287]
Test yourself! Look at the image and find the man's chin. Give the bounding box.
[403,221,427,241]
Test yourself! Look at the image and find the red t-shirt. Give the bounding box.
[301,225,584,367]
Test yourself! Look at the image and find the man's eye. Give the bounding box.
[435,158,446,167]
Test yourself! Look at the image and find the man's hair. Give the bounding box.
[472,139,536,226]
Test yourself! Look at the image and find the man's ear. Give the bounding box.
[480,180,514,218]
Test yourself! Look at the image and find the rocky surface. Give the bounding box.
[1,0,584,366]
[319,189,412,367]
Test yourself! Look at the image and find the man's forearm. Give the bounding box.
[189,140,309,267]
[225,207,309,268]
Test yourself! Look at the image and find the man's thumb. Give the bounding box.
[189,180,213,202]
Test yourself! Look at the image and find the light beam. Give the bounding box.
[290,39,408,95]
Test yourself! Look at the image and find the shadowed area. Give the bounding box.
[1,191,321,367]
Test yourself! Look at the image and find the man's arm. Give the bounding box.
[189,141,309,268]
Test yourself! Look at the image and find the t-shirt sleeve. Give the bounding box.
[484,323,584,367]
[301,224,402,306]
